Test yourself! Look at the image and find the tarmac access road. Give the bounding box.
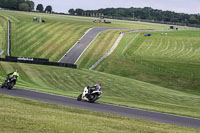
[1,87,200,129]
[58,27,125,64]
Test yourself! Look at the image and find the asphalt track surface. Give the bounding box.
[58,28,169,64]
[1,87,200,129]
[58,27,124,64]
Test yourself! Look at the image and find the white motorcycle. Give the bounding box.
[77,86,102,103]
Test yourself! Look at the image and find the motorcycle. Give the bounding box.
[1,75,17,90]
[77,86,102,103]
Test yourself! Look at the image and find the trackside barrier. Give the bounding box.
[6,56,49,62]
[0,56,77,69]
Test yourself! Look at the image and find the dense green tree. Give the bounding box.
[18,2,29,11]
[45,5,52,13]
[0,0,34,11]
[17,0,25,7]
[114,8,126,17]
[36,4,44,12]
[6,0,18,10]
[26,0,34,11]
[68,8,75,15]
[0,0,6,8]
[189,16,199,24]
[78,7,200,25]
[75,8,84,16]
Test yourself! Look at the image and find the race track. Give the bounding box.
[58,27,124,64]
[58,28,169,64]
[1,87,200,129]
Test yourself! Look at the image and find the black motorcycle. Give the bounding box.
[1,75,17,90]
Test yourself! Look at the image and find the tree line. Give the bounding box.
[36,4,52,13]
[68,7,200,25]
[0,0,34,11]
[0,0,52,13]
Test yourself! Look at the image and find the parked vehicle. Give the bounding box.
[144,33,152,37]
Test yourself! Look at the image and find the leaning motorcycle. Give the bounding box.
[77,86,102,103]
[1,75,17,90]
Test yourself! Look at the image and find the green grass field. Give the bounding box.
[0,10,192,61]
[0,10,200,131]
[1,95,198,133]
[0,62,200,119]
[79,30,200,94]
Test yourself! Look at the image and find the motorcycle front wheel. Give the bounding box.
[7,82,15,90]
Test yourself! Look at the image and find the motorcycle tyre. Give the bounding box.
[1,83,6,88]
[89,94,98,103]
[7,82,14,90]
[77,94,82,101]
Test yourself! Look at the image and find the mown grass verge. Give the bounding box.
[0,94,199,133]
[0,62,200,119]
[82,30,200,93]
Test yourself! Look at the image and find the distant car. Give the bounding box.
[144,34,151,37]
[104,21,111,24]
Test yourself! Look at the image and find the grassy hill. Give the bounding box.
[0,10,200,131]
[0,10,199,117]
[0,62,200,119]
[1,95,198,133]
[0,10,192,61]
[78,30,200,93]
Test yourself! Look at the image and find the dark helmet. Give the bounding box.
[97,83,101,86]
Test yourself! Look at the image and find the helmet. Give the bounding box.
[14,69,18,72]
[97,83,101,86]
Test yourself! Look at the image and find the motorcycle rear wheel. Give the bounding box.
[7,82,14,90]
[89,94,98,103]
[1,82,6,88]
[77,94,82,101]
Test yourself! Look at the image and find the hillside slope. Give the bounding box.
[0,62,200,118]
[0,10,189,61]
[79,30,200,93]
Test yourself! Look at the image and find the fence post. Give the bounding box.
[0,50,4,58]
[7,20,11,56]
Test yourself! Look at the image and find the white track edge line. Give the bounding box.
[74,28,124,64]
[58,28,93,62]
[74,32,101,64]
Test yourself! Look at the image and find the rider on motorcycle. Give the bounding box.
[7,69,19,82]
[1,69,19,89]
[88,83,101,94]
